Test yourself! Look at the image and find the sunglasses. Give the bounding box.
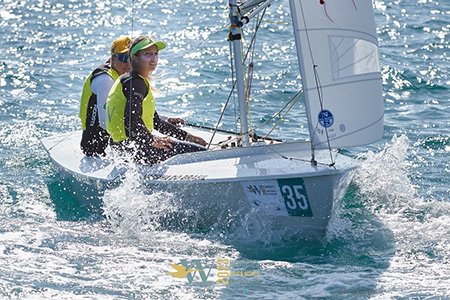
[114,53,129,63]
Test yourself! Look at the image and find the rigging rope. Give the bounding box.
[212,6,267,144]
[243,9,263,137]
[263,92,301,139]
[297,0,335,166]
[127,0,135,139]
[209,89,303,148]
[312,66,335,165]
[208,4,305,148]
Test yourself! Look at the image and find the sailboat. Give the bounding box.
[41,0,383,239]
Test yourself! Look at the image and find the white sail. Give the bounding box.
[289,0,383,149]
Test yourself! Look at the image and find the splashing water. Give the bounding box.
[329,134,450,296]
[103,135,420,247]
[102,161,174,238]
[101,156,213,240]
[355,134,416,214]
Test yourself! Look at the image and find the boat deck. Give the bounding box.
[41,128,357,184]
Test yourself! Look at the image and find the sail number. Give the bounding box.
[277,178,312,217]
[281,185,308,210]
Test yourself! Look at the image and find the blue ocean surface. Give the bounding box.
[0,0,449,299]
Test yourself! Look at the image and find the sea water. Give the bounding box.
[0,0,449,298]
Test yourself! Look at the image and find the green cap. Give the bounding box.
[130,36,166,57]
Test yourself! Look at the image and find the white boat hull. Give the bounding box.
[142,172,353,238]
[41,129,357,239]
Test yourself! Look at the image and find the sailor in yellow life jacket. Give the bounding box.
[106,35,207,165]
[79,36,131,156]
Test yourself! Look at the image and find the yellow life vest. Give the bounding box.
[106,73,156,142]
[79,64,119,130]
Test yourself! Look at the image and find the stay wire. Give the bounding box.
[263,92,301,139]
[313,67,335,165]
[209,5,293,148]
[209,89,302,148]
[208,6,296,147]
[128,0,135,138]
[298,0,335,166]
[244,9,264,136]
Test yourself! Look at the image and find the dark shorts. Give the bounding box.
[112,139,206,165]
[80,127,110,156]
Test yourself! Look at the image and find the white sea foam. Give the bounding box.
[329,134,450,296]
[326,135,413,242]
[102,159,168,237]
[355,134,416,214]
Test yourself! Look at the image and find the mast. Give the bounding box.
[229,0,250,147]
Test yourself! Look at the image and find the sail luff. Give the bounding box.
[288,0,316,147]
